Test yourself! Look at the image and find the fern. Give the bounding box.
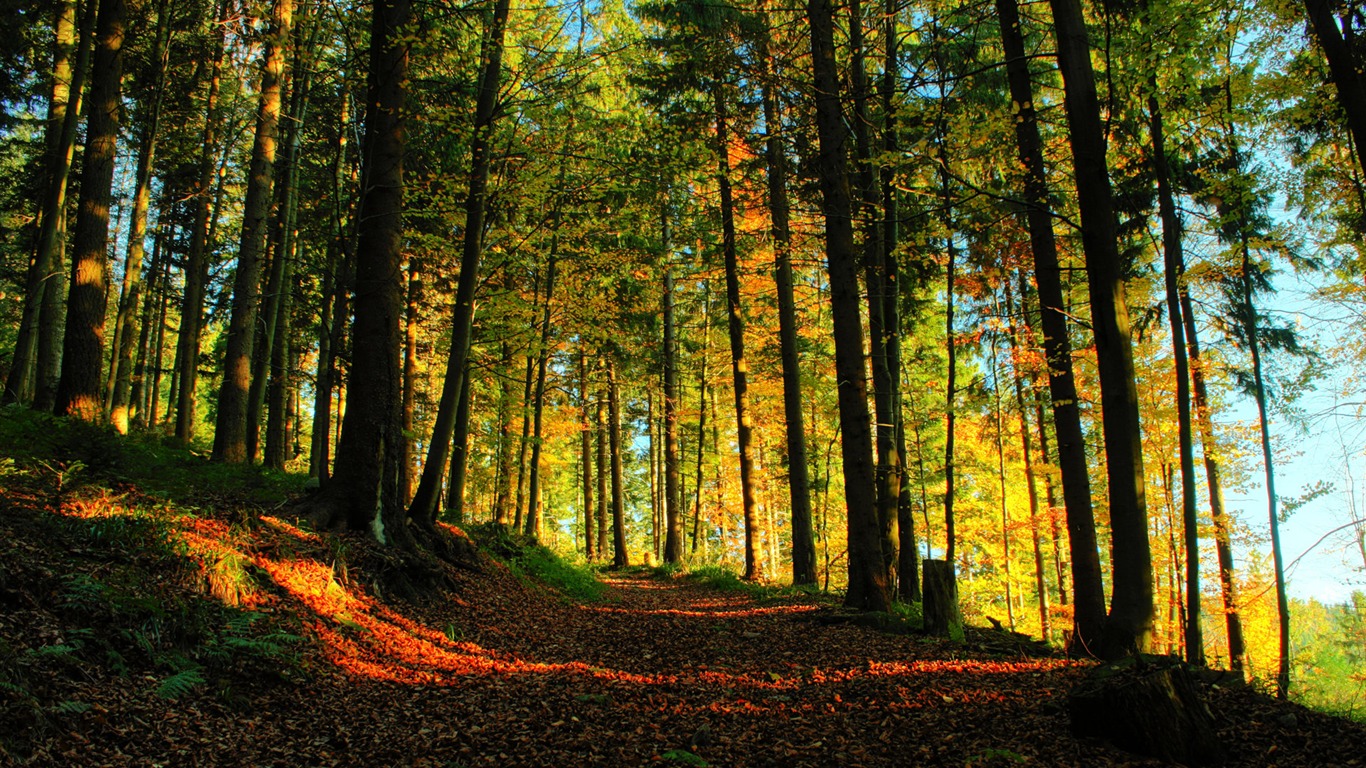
[155,667,204,699]
[49,700,91,716]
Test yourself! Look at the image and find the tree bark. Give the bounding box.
[1304,0,1366,181]
[607,354,629,568]
[526,254,558,539]
[174,0,231,444]
[663,261,684,563]
[407,0,511,523]
[807,0,890,611]
[300,0,410,548]
[5,0,89,407]
[1049,0,1154,659]
[714,88,764,582]
[53,0,126,421]
[212,0,291,462]
[995,0,1103,650]
[581,348,596,558]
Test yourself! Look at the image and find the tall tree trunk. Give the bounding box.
[1148,87,1202,664]
[406,0,511,524]
[263,28,315,469]
[174,0,231,444]
[1007,278,1051,640]
[53,0,126,421]
[596,375,609,556]
[1182,286,1246,672]
[807,0,890,611]
[663,259,684,563]
[514,348,535,531]
[607,354,629,568]
[400,257,422,498]
[691,284,711,556]
[581,348,596,559]
[996,0,1102,648]
[130,227,165,430]
[446,343,474,523]
[213,0,291,461]
[110,0,171,433]
[849,0,898,583]
[6,0,90,407]
[300,0,411,549]
[990,321,1015,630]
[883,0,916,602]
[758,7,815,585]
[526,254,558,540]
[495,341,515,525]
[1049,0,1154,659]
[714,88,764,582]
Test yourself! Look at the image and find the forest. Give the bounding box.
[3,0,1366,760]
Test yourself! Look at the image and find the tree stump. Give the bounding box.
[1068,659,1224,766]
[922,559,962,640]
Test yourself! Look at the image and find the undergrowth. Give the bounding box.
[466,523,607,603]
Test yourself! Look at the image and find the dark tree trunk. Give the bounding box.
[691,286,711,556]
[212,0,291,462]
[406,0,511,525]
[300,0,411,549]
[110,0,170,432]
[923,558,963,639]
[663,262,684,563]
[596,377,609,556]
[54,0,126,421]
[758,7,815,585]
[713,88,763,582]
[581,348,595,559]
[526,255,558,539]
[174,0,230,444]
[1182,289,1246,672]
[607,355,629,568]
[6,0,89,407]
[996,0,1104,651]
[1148,89,1202,664]
[400,257,421,497]
[807,0,890,611]
[445,345,474,523]
[495,342,515,525]
[1049,0,1154,659]
[1304,0,1366,181]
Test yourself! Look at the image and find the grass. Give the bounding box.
[466,522,607,603]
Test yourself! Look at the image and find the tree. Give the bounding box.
[1049,0,1155,659]
[53,0,127,421]
[212,0,291,462]
[300,0,411,545]
[807,0,890,612]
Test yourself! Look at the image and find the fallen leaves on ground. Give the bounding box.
[2,470,1363,767]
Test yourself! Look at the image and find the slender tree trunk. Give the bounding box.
[581,348,596,559]
[807,0,890,611]
[130,228,165,430]
[400,257,422,498]
[849,0,898,583]
[1183,287,1246,672]
[691,283,711,556]
[514,349,535,531]
[596,376,609,556]
[406,0,511,524]
[300,0,411,549]
[6,0,89,407]
[1007,279,1051,640]
[445,345,474,523]
[941,157,958,568]
[213,0,291,462]
[607,355,629,568]
[53,0,126,421]
[1148,87,1202,664]
[714,88,764,582]
[174,0,230,444]
[110,0,171,432]
[1049,0,1153,658]
[663,259,684,562]
[758,8,815,585]
[495,342,515,525]
[526,255,558,540]
[990,322,1015,631]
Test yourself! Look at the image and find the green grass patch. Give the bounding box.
[466,523,606,603]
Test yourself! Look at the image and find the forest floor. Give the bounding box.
[2,412,1365,767]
